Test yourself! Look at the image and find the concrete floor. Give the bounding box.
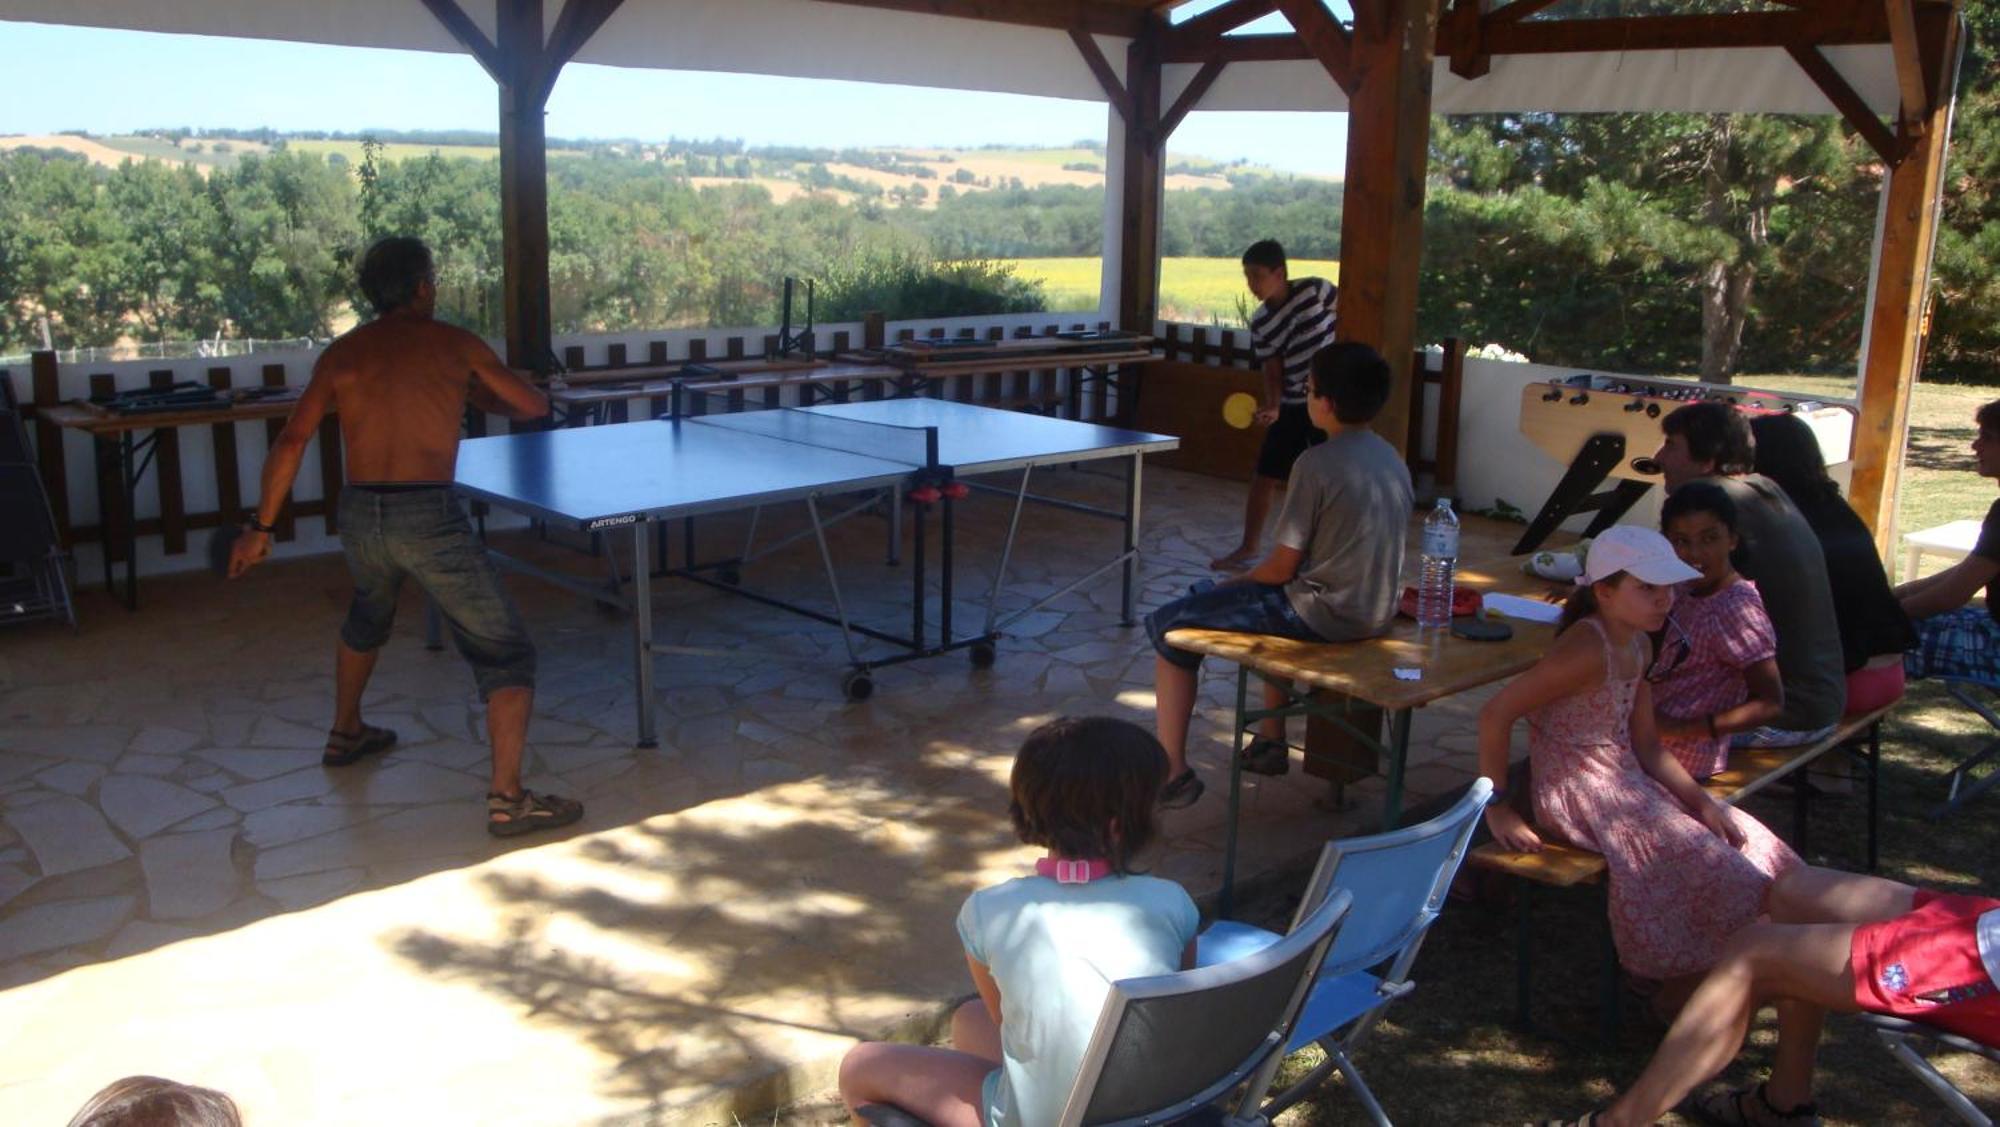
[0,465,1524,1125]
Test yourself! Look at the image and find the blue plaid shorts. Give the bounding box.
[1905,606,2000,685]
[1145,582,1323,670]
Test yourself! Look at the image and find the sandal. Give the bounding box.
[1238,737,1291,777]
[1531,1115,1599,1127]
[1690,1083,1821,1127]
[487,789,585,838]
[323,724,397,767]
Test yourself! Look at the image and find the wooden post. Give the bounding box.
[1336,0,1442,456]
[1849,12,1959,550]
[498,0,554,372]
[1114,19,1164,334]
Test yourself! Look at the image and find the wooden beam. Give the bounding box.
[1162,0,1280,55]
[497,0,555,372]
[1157,57,1227,149]
[1485,0,1562,23]
[1070,28,1134,122]
[1785,43,1903,165]
[1883,0,1928,122]
[810,0,1147,37]
[1849,13,1960,551]
[534,0,626,104]
[1339,0,1441,456]
[418,0,504,83]
[1447,0,1490,79]
[1166,2,1908,60]
[1115,20,1165,333]
[1276,0,1356,95]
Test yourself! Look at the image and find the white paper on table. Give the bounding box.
[1483,593,1564,624]
[1392,667,1422,681]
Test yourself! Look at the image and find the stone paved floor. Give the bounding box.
[0,466,1526,1125]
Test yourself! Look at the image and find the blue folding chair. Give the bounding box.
[857,888,1355,1127]
[1858,1013,2000,1125]
[1936,679,2000,817]
[1195,778,1493,1125]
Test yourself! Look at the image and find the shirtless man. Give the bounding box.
[229,236,582,838]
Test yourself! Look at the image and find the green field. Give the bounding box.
[1007,255,1340,325]
[96,135,255,169]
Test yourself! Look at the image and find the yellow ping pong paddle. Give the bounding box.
[1222,392,1258,429]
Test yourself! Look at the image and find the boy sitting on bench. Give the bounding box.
[1145,342,1413,809]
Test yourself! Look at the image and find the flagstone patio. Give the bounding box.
[0,465,1524,1125]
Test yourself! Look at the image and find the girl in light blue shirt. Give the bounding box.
[839,716,1200,1127]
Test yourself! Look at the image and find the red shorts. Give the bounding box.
[1849,890,2000,1045]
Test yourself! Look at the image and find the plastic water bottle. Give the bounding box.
[1417,498,1460,630]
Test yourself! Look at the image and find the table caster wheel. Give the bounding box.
[970,641,997,668]
[842,670,875,701]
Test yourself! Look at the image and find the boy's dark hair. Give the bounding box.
[68,1076,242,1127]
[1241,239,1287,272]
[1750,413,1840,507]
[1008,715,1166,874]
[1310,342,1391,424]
[1661,479,1748,572]
[359,236,434,315]
[1661,402,1754,475]
[1977,399,2000,434]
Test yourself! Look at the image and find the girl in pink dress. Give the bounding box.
[1651,483,1784,780]
[1478,526,1801,982]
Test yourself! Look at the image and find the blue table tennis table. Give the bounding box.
[454,398,1178,745]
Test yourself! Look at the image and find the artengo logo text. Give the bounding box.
[589,514,640,530]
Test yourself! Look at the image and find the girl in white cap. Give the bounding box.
[1477,526,1804,1011]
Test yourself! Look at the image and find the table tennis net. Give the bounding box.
[688,408,939,469]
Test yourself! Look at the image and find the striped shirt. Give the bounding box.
[1249,277,1338,404]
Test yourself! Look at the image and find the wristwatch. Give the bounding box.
[246,516,277,534]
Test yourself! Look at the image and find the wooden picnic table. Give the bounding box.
[546,359,913,422]
[1165,554,1568,913]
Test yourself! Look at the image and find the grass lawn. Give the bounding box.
[1007,256,1340,323]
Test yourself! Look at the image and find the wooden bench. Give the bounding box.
[1470,704,1892,1030]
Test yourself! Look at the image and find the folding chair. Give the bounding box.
[1857,1013,1999,1126]
[1195,777,1494,1125]
[1936,679,2000,817]
[857,888,1355,1127]
[0,462,78,628]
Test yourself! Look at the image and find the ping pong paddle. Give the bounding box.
[1222,393,1258,429]
[207,524,242,577]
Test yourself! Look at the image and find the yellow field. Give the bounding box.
[285,139,589,164]
[1006,256,1340,324]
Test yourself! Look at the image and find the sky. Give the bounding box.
[0,17,1348,176]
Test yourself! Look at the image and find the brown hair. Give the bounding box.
[1977,399,2000,434]
[1661,401,1755,475]
[1556,571,1630,635]
[1008,716,1166,874]
[68,1077,241,1127]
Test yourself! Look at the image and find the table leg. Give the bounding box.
[1120,453,1141,626]
[1381,708,1413,831]
[633,520,657,748]
[941,491,954,650]
[92,435,116,597]
[1220,665,1251,918]
[120,431,140,610]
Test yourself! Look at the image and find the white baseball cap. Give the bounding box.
[1577,524,1702,586]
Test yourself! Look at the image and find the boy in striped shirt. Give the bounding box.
[1212,239,1339,571]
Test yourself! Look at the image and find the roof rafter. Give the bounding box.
[1160,0,1279,55]
[1276,0,1356,94]
[1070,27,1135,120]
[418,0,504,84]
[1156,56,1227,148]
[533,0,627,106]
[1882,0,1928,122]
[1785,41,1904,163]
[810,0,1148,36]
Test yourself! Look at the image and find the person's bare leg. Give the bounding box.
[332,640,381,735]
[1155,655,1198,777]
[838,1041,992,1127]
[485,685,532,797]
[1767,865,1917,926]
[1212,476,1282,570]
[1596,922,1860,1127]
[1763,996,1825,1111]
[950,998,1003,1064]
[1260,677,1288,744]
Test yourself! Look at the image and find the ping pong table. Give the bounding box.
[454,398,1178,745]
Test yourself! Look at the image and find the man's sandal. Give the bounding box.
[487,789,585,838]
[1238,737,1291,776]
[323,724,397,767]
[1690,1084,1821,1127]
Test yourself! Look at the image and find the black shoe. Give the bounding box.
[1159,768,1206,809]
[1238,737,1290,776]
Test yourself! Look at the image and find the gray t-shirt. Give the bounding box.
[1274,428,1415,640]
[1705,474,1847,730]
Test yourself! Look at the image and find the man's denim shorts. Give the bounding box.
[338,487,535,700]
[1145,583,1322,670]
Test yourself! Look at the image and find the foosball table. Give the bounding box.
[1513,373,1856,554]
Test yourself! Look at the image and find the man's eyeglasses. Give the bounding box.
[1646,615,1693,683]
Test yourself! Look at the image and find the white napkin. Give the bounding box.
[1483,593,1564,624]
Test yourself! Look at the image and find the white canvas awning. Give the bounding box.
[0,0,1903,117]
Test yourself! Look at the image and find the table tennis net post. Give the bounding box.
[687,408,940,470]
